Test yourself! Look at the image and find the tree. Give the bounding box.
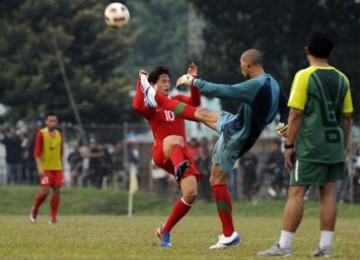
[0,0,136,124]
[0,0,190,124]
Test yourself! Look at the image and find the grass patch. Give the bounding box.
[1,186,359,258]
[1,186,359,218]
[0,215,359,259]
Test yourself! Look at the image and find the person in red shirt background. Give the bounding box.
[133,64,201,247]
[30,112,63,224]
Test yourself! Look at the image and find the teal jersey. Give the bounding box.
[195,75,289,173]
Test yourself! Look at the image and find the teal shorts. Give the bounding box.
[212,112,249,174]
[212,133,238,174]
[290,160,345,186]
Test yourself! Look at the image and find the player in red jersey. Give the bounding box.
[133,64,201,247]
[29,112,64,224]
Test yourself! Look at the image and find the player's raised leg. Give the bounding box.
[163,136,190,181]
[152,95,220,131]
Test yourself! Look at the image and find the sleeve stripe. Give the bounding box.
[289,70,304,102]
[288,68,310,109]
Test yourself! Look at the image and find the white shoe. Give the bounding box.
[209,231,240,249]
[29,208,37,223]
[312,245,333,257]
[258,241,292,256]
[140,74,158,108]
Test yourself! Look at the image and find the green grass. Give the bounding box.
[0,186,359,259]
[0,215,359,259]
[1,186,359,218]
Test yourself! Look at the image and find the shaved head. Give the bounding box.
[239,49,265,78]
[241,49,263,66]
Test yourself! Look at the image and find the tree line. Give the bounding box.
[1,0,359,125]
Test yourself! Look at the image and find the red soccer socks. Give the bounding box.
[162,198,192,232]
[50,195,60,221]
[212,184,235,237]
[33,192,47,214]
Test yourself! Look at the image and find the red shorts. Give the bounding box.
[152,143,201,182]
[39,170,64,187]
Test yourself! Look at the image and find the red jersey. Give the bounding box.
[132,77,200,146]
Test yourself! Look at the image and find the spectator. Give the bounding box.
[352,145,360,202]
[239,149,258,201]
[0,126,6,185]
[0,126,4,140]
[82,138,104,188]
[23,127,38,185]
[339,146,360,203]
[125,141,139,188]
[256,139,285,198]
[150,159,169,196]
[2,127,23,185]
[126,141,139,166]
[67,140,83,187]
[189,138,216,200]
[198,137,212,202]
[98,143,111,189]
[111,142,125,188]
[353,144,360,176]
[227,165,239,200]
[187,137,201,163]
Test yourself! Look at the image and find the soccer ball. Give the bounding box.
[104,2,130,28]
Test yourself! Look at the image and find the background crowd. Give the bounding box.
[0,124,359,203]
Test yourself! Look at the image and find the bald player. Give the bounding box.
[140,49,289,249]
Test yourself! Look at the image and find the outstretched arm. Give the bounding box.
[196,80,254,103]
[174,63,201,106]
[177,75,257,103]
[175,86,200,106]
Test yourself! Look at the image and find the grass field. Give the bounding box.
[0,186,359,259]
[1,215,359,259]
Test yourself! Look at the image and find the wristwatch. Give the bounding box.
[284,143,294,149]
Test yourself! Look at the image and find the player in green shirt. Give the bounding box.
[258,31,353,257]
